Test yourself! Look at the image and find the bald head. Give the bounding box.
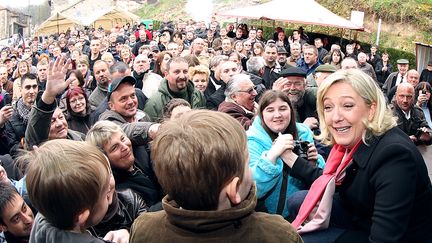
[341,58,358,70]
[396,82,415,112]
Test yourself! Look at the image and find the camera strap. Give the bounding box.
[276,163,290,215]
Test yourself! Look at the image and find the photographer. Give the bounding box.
[247,90,325,218]
[391,82,431,145]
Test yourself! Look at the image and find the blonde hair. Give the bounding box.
[317,69,397,145]
[24,139,110,230]
[188,64,210,81]
[86,120,125,150]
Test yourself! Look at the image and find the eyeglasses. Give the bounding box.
[69,96,85,105]
[238,86,256,94]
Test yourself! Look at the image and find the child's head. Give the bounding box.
[25,139,111,230]
[152,110,252,211]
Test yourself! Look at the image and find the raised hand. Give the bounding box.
[42,55,72,104]
[272,77,289,93]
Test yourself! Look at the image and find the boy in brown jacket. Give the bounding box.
[130,110,302,243]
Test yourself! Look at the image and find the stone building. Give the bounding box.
[0,6,31,40]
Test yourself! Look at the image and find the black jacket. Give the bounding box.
[206,83,226,110]
[90,189,148,238]
[291,127,432,242]
[113,145,162,207]
[5,110,27,156]
[391,103,431,145]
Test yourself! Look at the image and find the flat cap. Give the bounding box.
[277,46,288,54]
[315,64,337,73]
[397,59,409,64]
[279,67,307,78]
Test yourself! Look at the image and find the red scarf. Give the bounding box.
[292,140,362,229]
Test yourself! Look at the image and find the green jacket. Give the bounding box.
[144,79,206,122]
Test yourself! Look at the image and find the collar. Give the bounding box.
[163,184,257,233]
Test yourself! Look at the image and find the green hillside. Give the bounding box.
[135,0,432,53]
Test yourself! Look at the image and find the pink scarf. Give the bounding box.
[291,140,362,232]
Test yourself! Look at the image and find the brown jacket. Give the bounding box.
[130,185,303,243]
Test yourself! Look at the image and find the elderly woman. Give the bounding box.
[285,69,432,242]
[247,90,325,218]
[188,64,210,95]
[86,120,163,208]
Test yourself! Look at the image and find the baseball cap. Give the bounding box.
[107,76,136,101]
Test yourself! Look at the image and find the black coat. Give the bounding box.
[4,110,27,156]
[206,83,226,110]
[291,127,432,242]
[113,145,163,207]
[374,61,392,86]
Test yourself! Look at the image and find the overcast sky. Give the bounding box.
[0,0,45,8]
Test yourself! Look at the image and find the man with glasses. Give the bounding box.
[272,67,319,130]
[218,74,257,130]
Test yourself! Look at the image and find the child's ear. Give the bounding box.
[76,209,90,227]
[225,177,241,205]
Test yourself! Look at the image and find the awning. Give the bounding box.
[217,0,364,31]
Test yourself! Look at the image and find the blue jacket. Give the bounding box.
[246,117,325,217]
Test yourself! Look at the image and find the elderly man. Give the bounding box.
[25,56,85,149]
[391,82,431,145]
[89,60,111,108]
[382,59,409,95]
[272,67,318,130]
[312,63,337,87]
[407,69,420,87]
[387,69,422,103]
[207,60,240,110]
[190,38,205,56]
[245,56,266,101]
[341,57,359,70]
[218,74,257,130]
[358,52,378,83]
[287,42,301,67]
[277,47,292,70]
[133,55,162,98]
[144,57,206,121]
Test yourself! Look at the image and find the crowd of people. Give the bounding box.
[0,17,431,243]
